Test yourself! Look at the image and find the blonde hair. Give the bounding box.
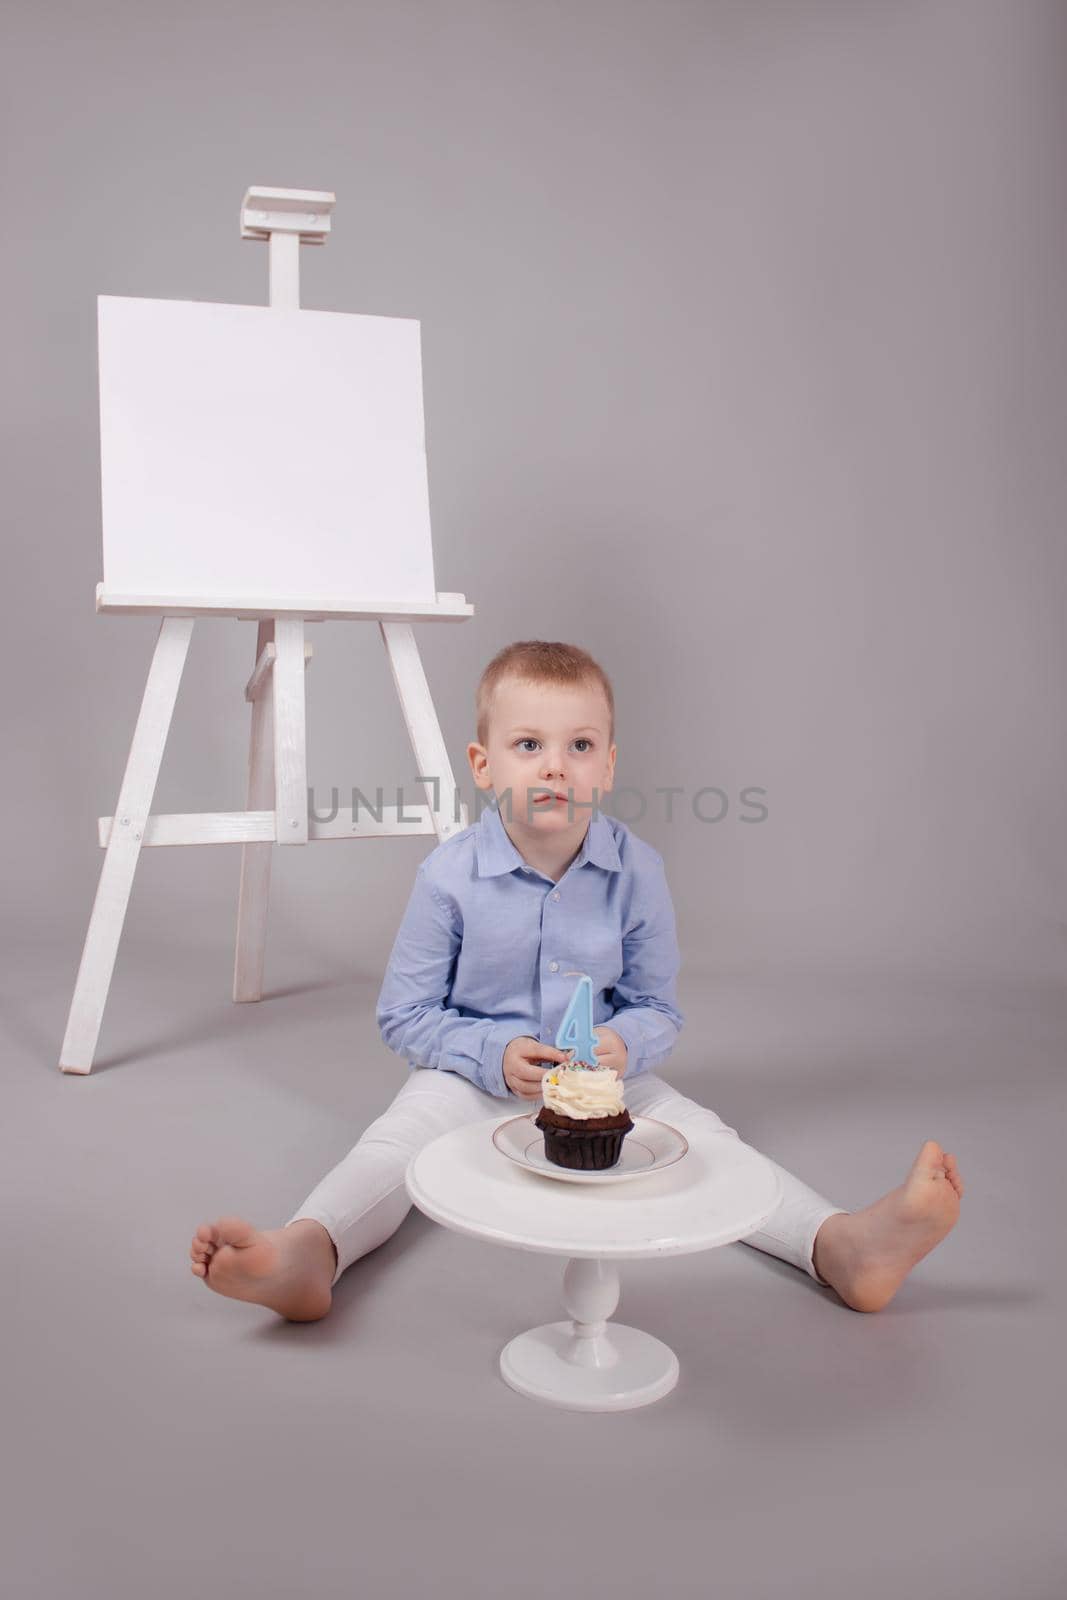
[476,641,615,749]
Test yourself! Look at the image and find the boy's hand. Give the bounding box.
[503,1037,570,1099]
[592,1026,628,1077]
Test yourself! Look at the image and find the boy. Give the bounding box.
[190,641,963,1320]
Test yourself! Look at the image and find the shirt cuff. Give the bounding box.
[606,1010,647,1078]
[478,1022,523,1098]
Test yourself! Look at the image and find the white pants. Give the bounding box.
[286,1068,848,1289]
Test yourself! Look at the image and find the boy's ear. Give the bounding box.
[467,741,491,786]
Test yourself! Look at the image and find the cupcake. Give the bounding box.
[535,1054,634,1170]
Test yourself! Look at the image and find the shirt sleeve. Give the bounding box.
[607,852,685,1078]
[375,862,518,1098]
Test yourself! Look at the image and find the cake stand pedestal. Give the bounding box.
[406,1113,781,1412]
[499,1256,678,1410]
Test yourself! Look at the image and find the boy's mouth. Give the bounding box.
[533,792,568,805]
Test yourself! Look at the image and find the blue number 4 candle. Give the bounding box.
[555,972,600,1069]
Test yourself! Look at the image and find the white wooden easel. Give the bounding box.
[59,186,472,1075]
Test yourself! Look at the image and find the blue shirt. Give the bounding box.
[375,802,684,1098]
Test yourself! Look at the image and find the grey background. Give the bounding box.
[2,3,1065,1598]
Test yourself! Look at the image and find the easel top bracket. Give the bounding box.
[240,186,336,245]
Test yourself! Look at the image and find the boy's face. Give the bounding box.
[467,678,616,833]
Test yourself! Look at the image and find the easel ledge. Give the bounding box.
[95,583,473,622]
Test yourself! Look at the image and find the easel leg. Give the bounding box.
[233,620,276,1002]
[272,618,308,845]
[59,617,195,1074]
[379,621,467,841]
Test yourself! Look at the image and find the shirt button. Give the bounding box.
[549,961,559,972]
[552,891,561,900]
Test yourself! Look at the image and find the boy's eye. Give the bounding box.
[513,738,594,753]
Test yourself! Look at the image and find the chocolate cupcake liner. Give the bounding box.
[535,1111,635,1171]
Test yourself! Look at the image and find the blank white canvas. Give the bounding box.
[97,295,438,605]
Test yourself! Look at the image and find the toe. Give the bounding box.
[941,1153,963,1191]
[912,1139,945,1178]
[214,1216,257,1249]
[195,1223,218,1245]
[191,1262,206,1277]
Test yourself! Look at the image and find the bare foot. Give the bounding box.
[812,1140,964,1313]
[189,1217,337,1322]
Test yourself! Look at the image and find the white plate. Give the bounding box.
[492,1114,689,1185]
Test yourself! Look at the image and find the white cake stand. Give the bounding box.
[405,1115,781,1412]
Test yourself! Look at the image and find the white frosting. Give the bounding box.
[542,1059,626,1119]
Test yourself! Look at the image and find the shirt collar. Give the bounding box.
[475,802,622,878]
